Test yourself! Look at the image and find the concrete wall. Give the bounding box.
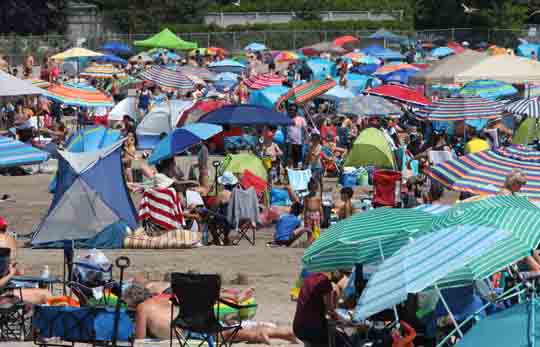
[204,11,404,27]
[65,1,102,42]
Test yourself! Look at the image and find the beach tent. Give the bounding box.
[221,153,268,181]
[0,135,49,168]
[65,127,122,153]
[102,41,133,56]
[134,28,197,50]
[32,140,138,248]
[0,71,44,96]
[306,58,336,80]
[344,128,396,169]
[136,100,194,149]
[109,96,138,122]
[516,43,539,58]
[249,86,290,109]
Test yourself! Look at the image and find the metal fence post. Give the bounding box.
[451,28,455,41]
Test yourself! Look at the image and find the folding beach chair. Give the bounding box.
[226,187,259,246]
[0,248,27,341]
[169,273,257,347]
[286,168,312,200]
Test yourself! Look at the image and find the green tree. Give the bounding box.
[0,0,67,34]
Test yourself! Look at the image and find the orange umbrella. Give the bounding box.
[333,35,360,47]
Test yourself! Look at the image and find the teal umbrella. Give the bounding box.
[457,299,540,347]
[459,80,518,100]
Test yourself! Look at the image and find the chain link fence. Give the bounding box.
[0,28,537,66]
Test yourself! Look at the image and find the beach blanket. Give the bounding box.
[138,188,184,230]
[123,228,200,249]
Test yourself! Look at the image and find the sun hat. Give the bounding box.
[152,173,175,189]
[218,171,238,186]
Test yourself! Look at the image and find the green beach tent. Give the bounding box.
[513,117,540,145]
[134,28,198,50]
[221,153,268,181]
[344,128,396,169]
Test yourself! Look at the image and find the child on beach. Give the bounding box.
[268,202,312,247]
[304,178,322,243]
[337,187,354,220]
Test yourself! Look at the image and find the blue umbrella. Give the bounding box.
[208,59,246,74]
[334,74,382,94]
[0,135,49,168]
[459,80,518,100]
[320,86,355,102]
[94,54,128,65]
[249,85,290,109]
[431,46,455,58]
[151,49,180,61]
[358,55,382,65]
[200,104,293,126]
[65,126,122,153]
[213,72,239,92]
[369,29,404,42]
[362,45,403,60]
[244,42,267,51]
[306,58,336,80]
[350,64,380,75]
[148,123,222,165]
[102,42,133,55]
[377,69,419,84]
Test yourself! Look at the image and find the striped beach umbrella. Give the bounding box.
[80,64,126,79]
[276,79,337,110]
[0,135,49,168]
[459,80,518,100]
[302,208,434,272]
[138,66,195,92]
[338,94,402,117]
[367,84,431,107]
[505,97,540,118]
[174,66,216,81]
[30,79,50,89]
[417,96,504,121]
[275,51,299,62]
[426,145,540,199]
[354,225,511,320]
[43,84,114,108]
[244,74,284,90]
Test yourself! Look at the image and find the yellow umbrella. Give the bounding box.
[51,47,104,60]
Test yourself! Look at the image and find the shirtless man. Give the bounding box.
[24,55,34,78]
[303,179,322,244]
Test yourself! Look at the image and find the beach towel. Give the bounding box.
[138,188,185,230]
[241,169,268,196]
[227,187,260,227]
[123,228,201,249]
[287,168,312,192]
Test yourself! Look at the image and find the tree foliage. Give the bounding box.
[0,0,67,34]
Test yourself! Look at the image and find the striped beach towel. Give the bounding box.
[138,188,185,230]
[124,229,200,249]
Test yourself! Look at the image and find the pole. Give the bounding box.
[434,284,463,338]
[377,239,400,323]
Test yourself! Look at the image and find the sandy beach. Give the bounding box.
[1,172,306,346]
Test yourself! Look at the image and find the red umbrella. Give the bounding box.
[447,41,466,54]
[244,74,284,90]
[276,79,337,110]
[366,84,431,106]
[177,99,228,126]
[333,35,360,47]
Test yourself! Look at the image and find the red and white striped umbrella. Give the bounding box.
[244,74,285,90]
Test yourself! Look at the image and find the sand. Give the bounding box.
[1,172,306,347]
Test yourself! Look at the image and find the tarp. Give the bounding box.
[0,71,44,96]
[133,28,197,50]
[0,135,49,168]
[32,141,138,248]
[344,128,396,169]
[222,153,268,181]
[136,100,194,149]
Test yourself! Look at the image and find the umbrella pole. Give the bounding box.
[377,239,400,323]
[434,284,463,338]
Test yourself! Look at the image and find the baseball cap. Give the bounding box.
[0,217,7,230]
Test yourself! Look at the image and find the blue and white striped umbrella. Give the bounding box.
[138,66,195,92]
[0,135,49,168]
[354,225,511,321]
[505,97,540,118]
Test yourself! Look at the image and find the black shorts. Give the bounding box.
[288,144,303,165]
[274,238,294,247]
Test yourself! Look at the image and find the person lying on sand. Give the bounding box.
[124,284,298,344]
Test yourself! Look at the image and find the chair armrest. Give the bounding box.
[218,298,258,310]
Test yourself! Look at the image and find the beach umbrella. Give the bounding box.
[128,52,153,64]
[447,41,466,54]
[244,42,267,51]
[105,76,143,93]
[138,66,195,92]
[367,84,431,107]
[134,28,197,50]
[459,80,518,100]
[369,29,404,42]
[505,97,540,118]
[43,84,114,108]
[338,94,403,117]
[377,69,419,84]
[276,79,337,110]
[51,47,104,60]
[306,58,336,80]
[213,72,239,92]
[94,54,128,66]
[275,51,299,62]
[208,59,246,74]
[362,45,403,60]
[148,123,222,165]
[417,96,504,121]
[175,66,216,81]
[177,99,228,126]
[350,63,380,75]
[0,71,44,96]
[65,126,122,153]
[0,135,49,168]
[358,55,382,65]
[374,64,420,75]
[29,79,50,89]
[354,225,511,321]
[426,144,540,199]
[244,73,284,90]
[431,46,456,58]
[456,299,540,347]
[334,74,382,94]
[302,208,435,272]
[150,49,180,62]
[320,85,355,102]
[300,42,346,56]
[101,42,132,56]
[333,35,360,47]
[249,85,290,109]
[200,104,293,126]
[80,64,126,79]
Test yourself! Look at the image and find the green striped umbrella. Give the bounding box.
[431,197,540,287]
[276,79,337,111]
[302,208,434,272]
